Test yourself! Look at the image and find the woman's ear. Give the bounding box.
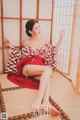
[29,30,33,35]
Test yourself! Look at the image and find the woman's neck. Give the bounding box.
[31,35,40,41]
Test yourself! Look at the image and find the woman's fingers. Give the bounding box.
[4,37,9,43]
[4,37,8,42]
[60,30,65,34]
[60,29,65,38]
[3,37,10,47]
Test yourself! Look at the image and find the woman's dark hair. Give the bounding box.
[25,20,38,37]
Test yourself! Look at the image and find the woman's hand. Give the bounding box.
[4,37,11,47]
[55,30,65,48]
[60,30,65,39]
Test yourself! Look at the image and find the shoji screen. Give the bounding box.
[70,1,80,90]
[39,0,52,41]
[52,0,75,74]
[22,0,37,40]
[0,0,3,73]
[2,0,20,73]
[52,0,80,92]
[22,0,52,42]
[0,0,53,73]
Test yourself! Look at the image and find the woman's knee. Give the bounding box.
[22,65,30,76]
[22,65,52,76]
[50,76,52,83]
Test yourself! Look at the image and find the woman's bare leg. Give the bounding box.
[22,65,60,116]
[33,74,60,116]
[33,76,41,80]
[42,79,60,116]
[22,65,52,105]
[42,78,51,104]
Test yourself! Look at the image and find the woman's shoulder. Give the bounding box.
[22,39,30,47]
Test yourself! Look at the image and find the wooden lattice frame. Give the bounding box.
[0,0,54,73]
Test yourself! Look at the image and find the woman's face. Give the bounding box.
[32,23,41,36]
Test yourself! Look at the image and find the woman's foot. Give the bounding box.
[42,102,60,116]
[32,100,42,112]
[48,104,60,116]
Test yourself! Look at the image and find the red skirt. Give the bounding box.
[7,56,46,89]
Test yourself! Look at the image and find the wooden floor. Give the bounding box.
[0,71,80,120]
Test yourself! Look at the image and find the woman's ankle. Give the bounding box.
[33,99,41,105]
[42,99,49,105]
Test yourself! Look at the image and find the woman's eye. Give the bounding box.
[34,27,38,29]
[35,26,40,29]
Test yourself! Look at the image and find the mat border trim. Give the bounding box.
[0,84,70,120]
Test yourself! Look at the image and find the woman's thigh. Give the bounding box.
[22,64,48,77]
[33,76,41,80]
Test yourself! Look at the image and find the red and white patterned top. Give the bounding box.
[5,42,58,73]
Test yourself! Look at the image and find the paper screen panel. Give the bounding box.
[22,0,37,18]
[39,0,52,19]
[4,20,20,46]
[70,14,80,87]
[52,0,75,74]
[0,50,3,73]
[70,44,79,86]
[54,0,75,7]
[39,21,51,42]
[0,19,2,46]
[3,0,20,17]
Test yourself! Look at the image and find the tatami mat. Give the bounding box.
[0,74,69,120]
[0,74,18,88]
[2,88,38,117]
[28,115,61,120]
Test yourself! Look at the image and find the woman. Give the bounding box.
[4,20,65,116]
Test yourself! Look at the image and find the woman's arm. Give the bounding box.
[55,30,65,49]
